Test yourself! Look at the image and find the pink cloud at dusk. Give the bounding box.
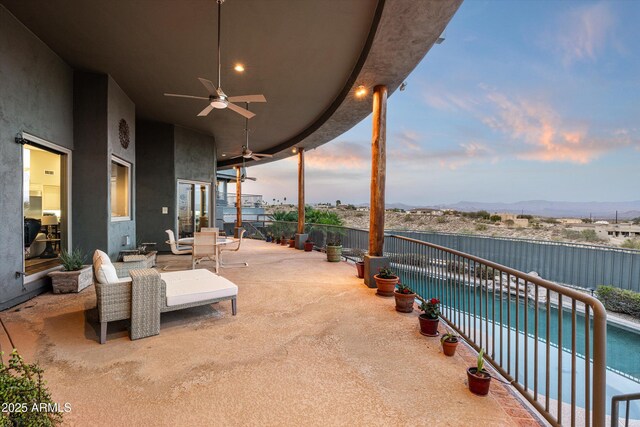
[303,141,369,171]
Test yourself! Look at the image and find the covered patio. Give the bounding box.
[0,240,539,425]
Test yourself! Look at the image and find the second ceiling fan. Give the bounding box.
[164,0,266,119]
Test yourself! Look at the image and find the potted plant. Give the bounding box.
[326,237,342,262]
[304,239,314,252]
[352,248,365,278]
[374,267,399,296]
[440,331,459,356]
[275,236,281,244]
[288,235,296,248]
[48,249,92,293]
[280,235,287,246]
[467,349,492,395]
[265,233,273,243]
[394,282,416,312]
[418,297,440,336]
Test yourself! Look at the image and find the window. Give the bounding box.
[111,157,130,220]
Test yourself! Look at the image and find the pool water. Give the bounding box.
[405,275,640,418]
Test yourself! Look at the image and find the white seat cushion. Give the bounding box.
[161,269,238,307]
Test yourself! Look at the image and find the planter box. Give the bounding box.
[48,265,93,294]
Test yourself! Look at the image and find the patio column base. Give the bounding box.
[234,227,245,239]
[364,255,388,288]
[294,233,308,250]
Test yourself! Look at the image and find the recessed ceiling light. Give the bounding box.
[355,85,367,98]
[234,64,245,72]
[221,153,227,157]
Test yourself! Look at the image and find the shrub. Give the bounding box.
[580,229,602,242]
[0,349,64,426]
[517,214,533,220]
[621,239,640,250]
[436,217,447,224]
[596,286,640,318]
[504,219,515,227]
[489,215,501,222]
[476,224,488,231]
[562,229,581,240]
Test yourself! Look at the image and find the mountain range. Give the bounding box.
[375,200,640,219]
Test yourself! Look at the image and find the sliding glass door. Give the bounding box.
[177,180,210,239]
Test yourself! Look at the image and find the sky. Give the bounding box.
[243,0,640,206]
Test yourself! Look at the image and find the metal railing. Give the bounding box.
[611,393,640,427]
[391,229,640,292]
[220,193,264,207]
[385,234,607,427]
[260,221,368,257]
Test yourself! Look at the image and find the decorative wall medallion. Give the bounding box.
[119,119,130,149]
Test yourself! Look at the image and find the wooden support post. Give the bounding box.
[297,148,305,235]
[235,166,242,230]
[369,85,387,256]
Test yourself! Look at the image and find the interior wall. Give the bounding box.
[0,5,73,309]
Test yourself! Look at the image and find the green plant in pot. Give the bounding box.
[325,229,342,262]
[280,235,287,246]
[467,348,492,395]
[288,234,296,248]
[418,297,440,336]
[374,266,398,297]
[440,331,459,356]
[48,248,92,294]
[351,248,365,278]
[394,282,416,313]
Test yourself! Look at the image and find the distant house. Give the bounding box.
[408,208,443,216]
[558,218,582,225]
[497,212,528,228]
[356,207,369,212]
[595,224,640,239]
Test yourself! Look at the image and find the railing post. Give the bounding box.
[294,147,308,249]
[234,166,243,238]
[364,85,389,287]
[592,302,607,427]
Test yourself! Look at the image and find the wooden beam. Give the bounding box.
[297,148,305,235]
[235,166,242,228]
[369,85,387,256]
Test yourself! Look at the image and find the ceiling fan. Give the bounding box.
[229,103,273,162]
[163,0,266,119]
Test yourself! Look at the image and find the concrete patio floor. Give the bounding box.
[0,239,542,426]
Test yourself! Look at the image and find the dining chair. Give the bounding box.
[192,231,219,272]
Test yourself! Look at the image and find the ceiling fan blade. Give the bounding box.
[227,102,256,119]
[229,154,244,159]
[164,93,209,100]
[198,78,217,96]
[216,87,226,97]
[245,176,257,181]
[228,94,267,103]
[253,153,274,158]
[197,104,215,117]
[250,155,262,161]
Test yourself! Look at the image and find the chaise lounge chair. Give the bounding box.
[93,250,237,344]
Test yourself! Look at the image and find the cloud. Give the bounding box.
[481,88,636,163]
[554,2,615,65]
[304,141,369,171]
[423,89,478,112]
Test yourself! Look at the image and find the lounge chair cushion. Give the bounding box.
[96,264,119,285]
[161,269,238,307]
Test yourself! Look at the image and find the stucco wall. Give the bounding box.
[135,121,176,252]
[136,123,216,252]
[107,78,136,257]
[0,6,73,308]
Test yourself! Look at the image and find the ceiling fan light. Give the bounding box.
[210,99,228,109]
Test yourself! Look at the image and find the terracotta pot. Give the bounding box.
[304,241,314,252]
[288,239,295,248]
[276,238,281,244]
[394,291,416,312]
[280,238,287,246]
[441,338,459,356]
[374,274,398,297]
[467,368,491,396]
[418,314,439,336]
[326,245,342,262]
[355,261,365,278]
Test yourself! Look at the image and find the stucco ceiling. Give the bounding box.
[2,0,462,169]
